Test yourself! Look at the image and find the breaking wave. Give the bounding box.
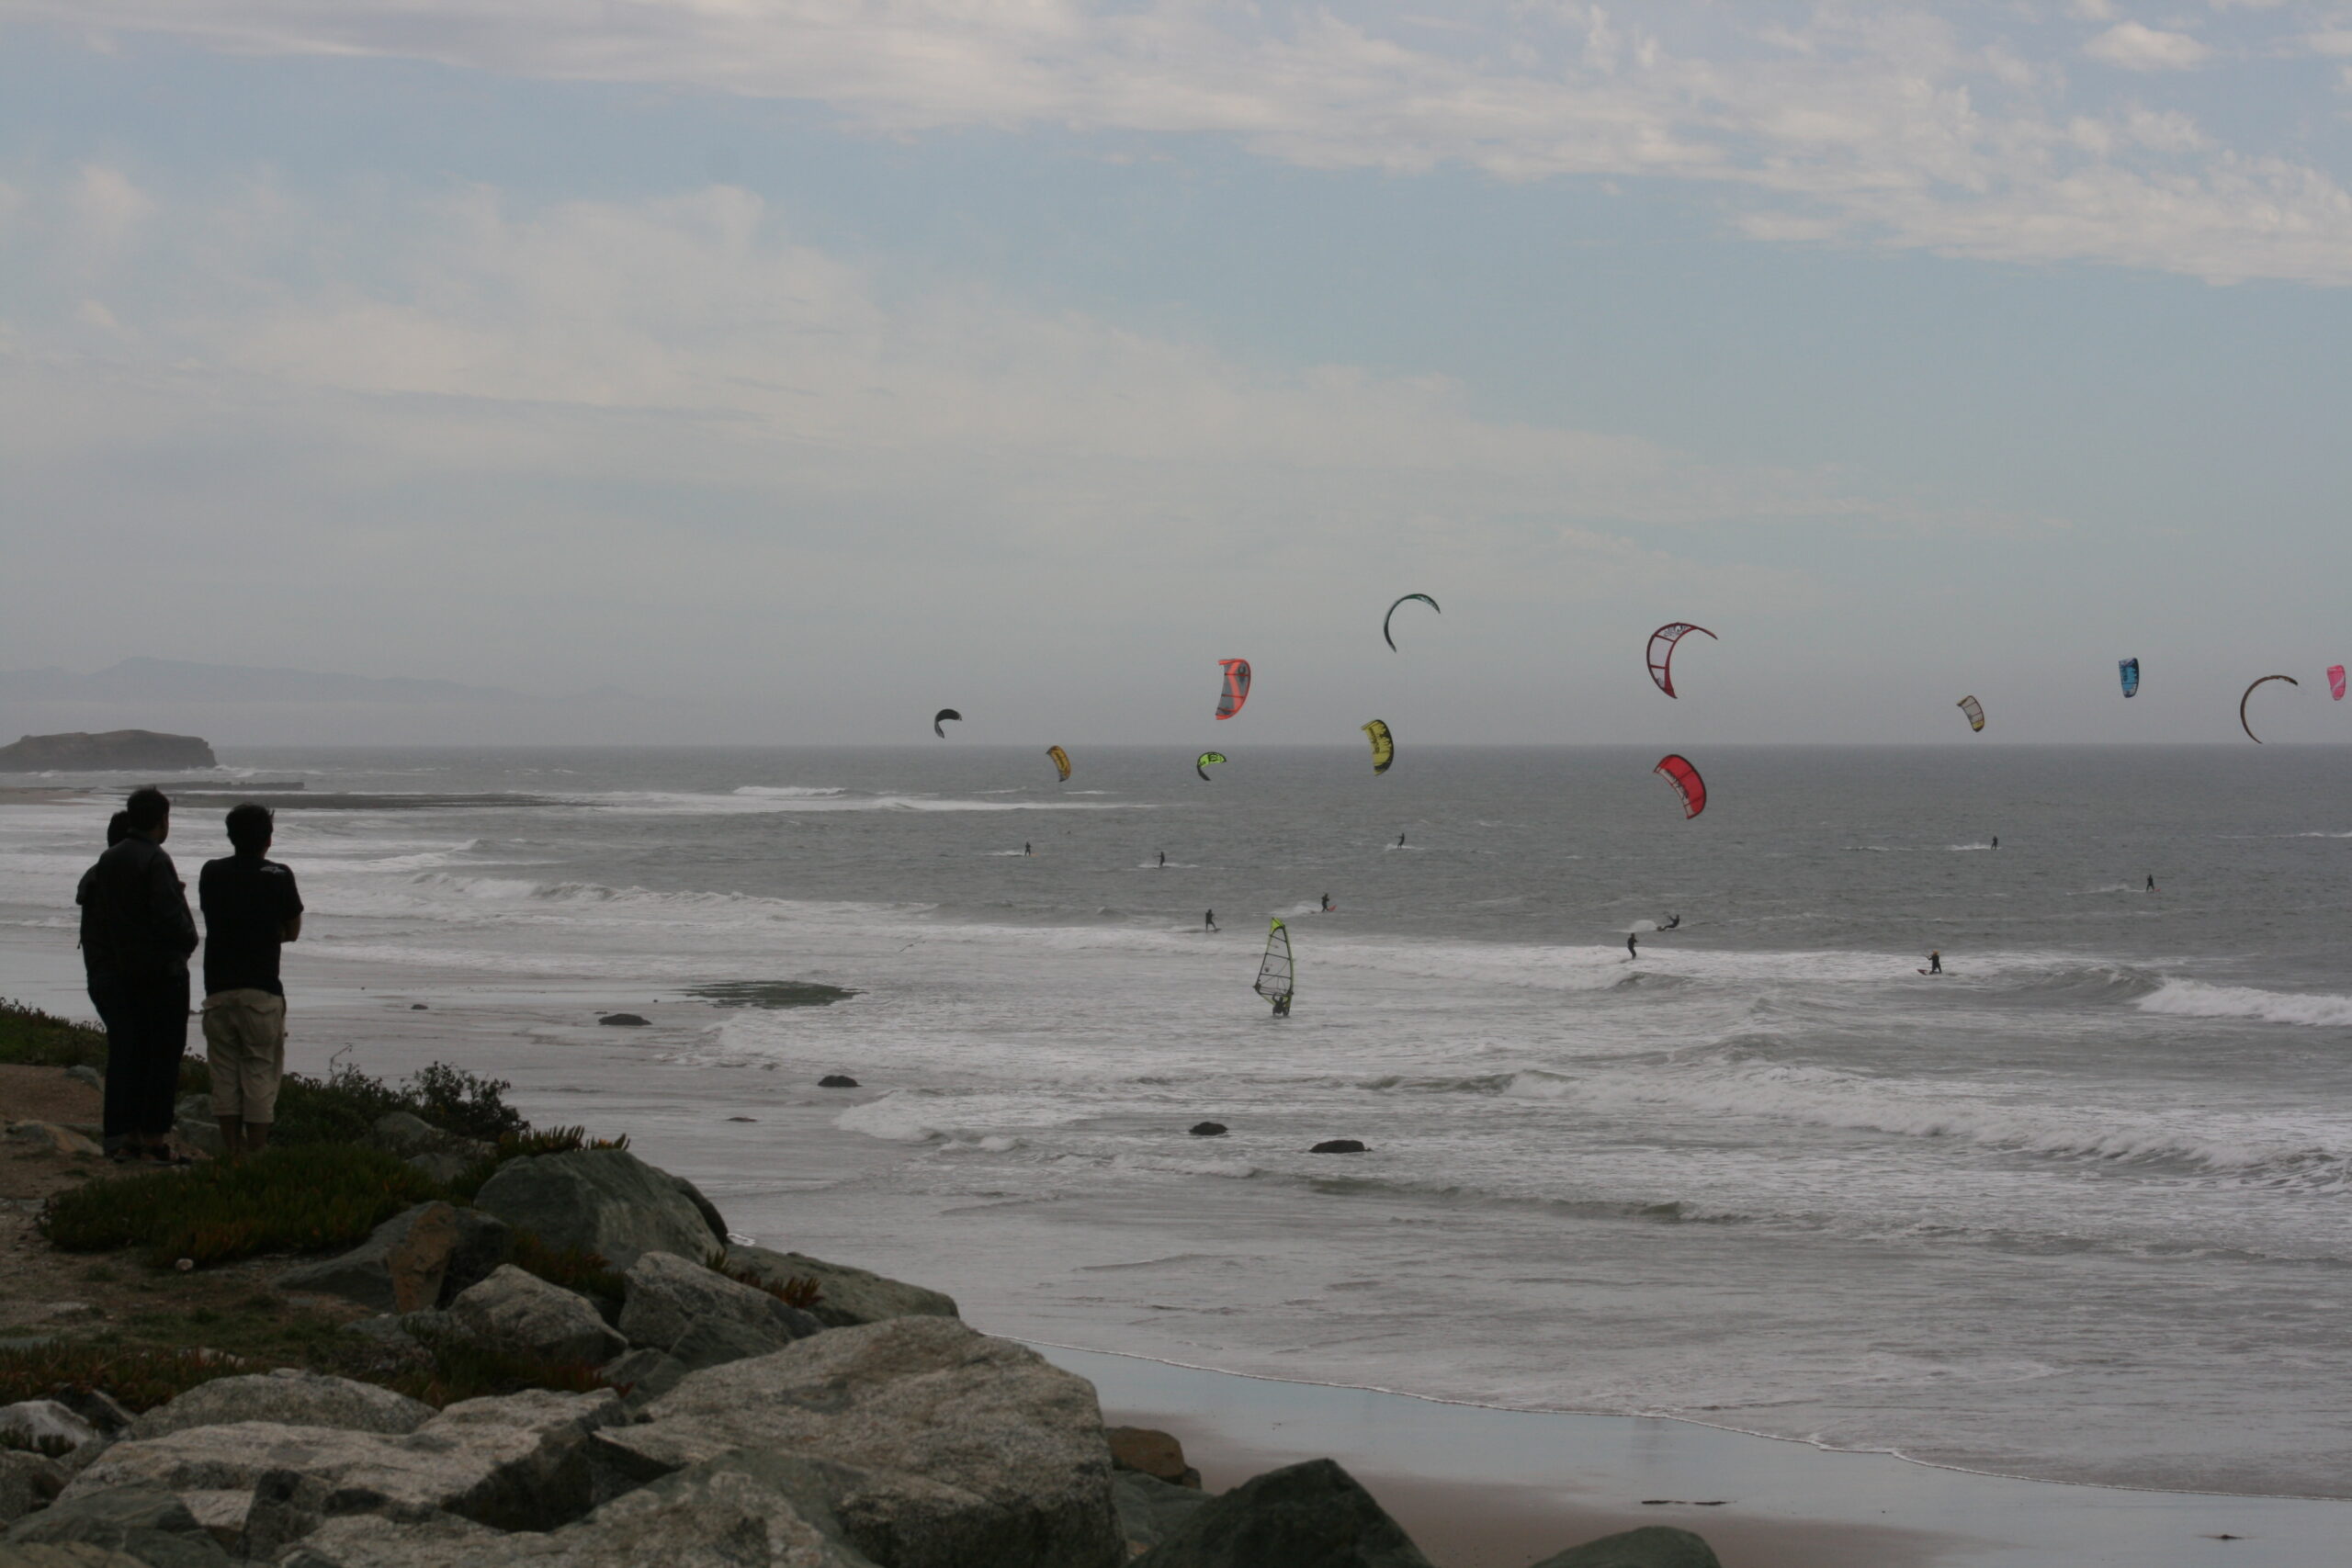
[2134,979,2352,1029]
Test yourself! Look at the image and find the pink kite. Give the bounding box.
[2332,665,2346,702]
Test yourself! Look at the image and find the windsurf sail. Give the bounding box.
[1645,624,1717,698]
[2119,658,2140,699]
[933,708,962,739]
[1653,754,1707,818]
[1046,745,1071,783]
[1957,695,1985,733]
[2240,674,2298,743]
[1383,594,1440,651]
[1362,719,1394,775]
[1254,918,1294,1009]
[2331,665,2346,702]
[1195,751,1227,782]
[1216,659,1252,719]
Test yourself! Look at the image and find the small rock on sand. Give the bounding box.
[818,1075,859,1089]
[1309,1139,1366,1155]
[599,1013,650,1027]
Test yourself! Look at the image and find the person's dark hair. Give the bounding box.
[105,811,130,847]
[124,787,170,833]
[225,803,274,855]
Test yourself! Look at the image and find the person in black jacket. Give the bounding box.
[198,804,302,1161]
[78,787,198,1161]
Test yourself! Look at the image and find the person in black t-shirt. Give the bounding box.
[198,804,302,1160]
[82,788,198,1160]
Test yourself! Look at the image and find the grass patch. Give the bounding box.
[708,1253,822,1311]
[0,1340,244,1414]
[511,1231,624,1304]
[40,1145,444,1269]
[0,998,106,1070]
[389,1329,615,1406]
[268,1062,529,1148]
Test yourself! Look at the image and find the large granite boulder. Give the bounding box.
[616,1251,819,1367]
[1113,1471,1212,1557]
[56,1390,624,1559]
[1531,1526,1723,1568]
[473,1151,718,1270]
[1131,1459,1432,1568]
[593,1316,1119,1568]
[2,1483,232,1567]
[277,1203,513,1314]
[365,1114,492,1188]
[722,1245,958,1330]
[0,1543,159,1568]
[130,1372,432,1444]
[0,1403,100,1455]
[280,1450,882,1568]
[594,1348,689,1408]
[445,1267,626,1365]
[0,1449,65,1527]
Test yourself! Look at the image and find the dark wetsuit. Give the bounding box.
[80,835,198,1151]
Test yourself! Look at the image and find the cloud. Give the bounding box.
[10,170,1970,730]
[2083,22,2212,71]
[8,1,2352,286]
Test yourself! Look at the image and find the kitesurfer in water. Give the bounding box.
[1661,914,1680,931]
[1205,910,1217,932]
[2145,874,2156,892]
[1991,837,1998,850]
[1158,852,1167,868]
[1928,950,1942,975]
[1023,842,1033,857]
[1626,931,1638,961]
[1320,894,1332,912]
[1396,833,1407,848]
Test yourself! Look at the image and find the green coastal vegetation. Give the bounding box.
[2,998,642,1414]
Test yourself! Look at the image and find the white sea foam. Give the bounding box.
[2135,979,2352,1029]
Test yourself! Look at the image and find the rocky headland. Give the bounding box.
[1,1055,1719,1568]
[0,732,218,773]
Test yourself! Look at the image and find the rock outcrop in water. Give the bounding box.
[0,730,216,772]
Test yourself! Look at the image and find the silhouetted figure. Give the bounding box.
[1205,910,1217,932]
[1627,932,1638,961]
[80,788,197,1161]
[199,804,303,1162]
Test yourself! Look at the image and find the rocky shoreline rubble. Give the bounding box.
[2,1132,1719,1568]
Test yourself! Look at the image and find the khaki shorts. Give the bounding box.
[201,988,288,1123]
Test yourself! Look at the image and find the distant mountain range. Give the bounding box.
[0,659,626,705]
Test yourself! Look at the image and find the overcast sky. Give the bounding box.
[4,1,2350,746]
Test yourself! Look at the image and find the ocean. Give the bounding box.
[4,743,2349,1498]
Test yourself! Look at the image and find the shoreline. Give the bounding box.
[1038,1344,2350,1568]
